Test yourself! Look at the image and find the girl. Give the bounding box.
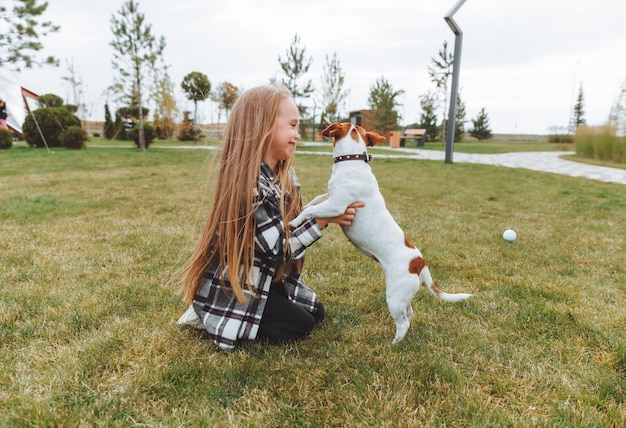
[177,84,363,351]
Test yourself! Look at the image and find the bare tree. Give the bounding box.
[62,60,89,120]
[428,40,454,142]
[214,81,239,123]
[609,80,626,136]
[152,62,179,139]
[319,52,349,125]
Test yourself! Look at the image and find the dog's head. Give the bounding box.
[321,122,386,147]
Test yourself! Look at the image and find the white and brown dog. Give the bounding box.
[290,122,472,343]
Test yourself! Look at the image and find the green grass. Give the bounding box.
[1,144,625,426]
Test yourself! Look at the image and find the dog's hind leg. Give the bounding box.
[387,296,414,344]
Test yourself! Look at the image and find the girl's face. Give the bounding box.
[265,97,300,171]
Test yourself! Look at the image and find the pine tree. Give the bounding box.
[418,92,439,141]
[571,84,586,131]
[367,76,404,136]
[0,0,60,70]
[469,108,493,140]
[104,104,115,139]
[110,0,165,151]
[454,95,466,142]
[278,33,314,116]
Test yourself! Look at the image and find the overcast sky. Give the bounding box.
[5,0,626,135]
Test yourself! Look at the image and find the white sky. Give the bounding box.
[5,0,626,134]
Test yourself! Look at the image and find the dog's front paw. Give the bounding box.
[289,214,305,228]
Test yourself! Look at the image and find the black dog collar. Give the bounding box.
[333,152,372,163]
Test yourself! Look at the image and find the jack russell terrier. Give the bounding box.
[290,122,472,343]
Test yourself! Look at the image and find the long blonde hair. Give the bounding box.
[181,84,302,304]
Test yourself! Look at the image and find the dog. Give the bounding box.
[290,122,472,343]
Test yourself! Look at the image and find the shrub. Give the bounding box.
[155,117,176,139]
[60,126,88,150]
[0,128,13,149]
[131,124,155,149]
[177,111,201,141]
[23,107,81,148]
[114,107,149,141]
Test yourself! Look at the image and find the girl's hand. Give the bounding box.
[316,201,365,229]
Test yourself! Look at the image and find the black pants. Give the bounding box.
[258,284,325,344]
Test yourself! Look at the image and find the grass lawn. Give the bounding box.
[1,144,624,426]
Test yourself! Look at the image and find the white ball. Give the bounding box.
[503,229,517,242]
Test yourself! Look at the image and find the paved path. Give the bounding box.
[298,143,626,185]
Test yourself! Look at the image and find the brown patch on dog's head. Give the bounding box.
[321,122,351,146]
[408,257,426,275]
[322,122,386,147]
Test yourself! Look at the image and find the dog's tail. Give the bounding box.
[420,265,472,302]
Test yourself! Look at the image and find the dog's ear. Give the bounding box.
[321,122,344,139]
[365,131,386,147]
[322,122,349,138]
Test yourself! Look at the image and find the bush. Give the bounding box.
[23,107,81,148]
[155,117,176,139]
[60,126,88,150]
[0,128,13,150]
[131,124,155,149]
[177,111,201,141]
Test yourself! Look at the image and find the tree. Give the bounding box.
[571,84,586,131]
[0,0,59,70]
[608,80,626,136]
[418,91,439,141]
[469,107,493,140]
[428,40,454,143]
[152,64,178,139]
[214,81,239,123]
[181,72,210,122]
[319,52,349,126]
[110,0,166,151]
[37,93,64,108]
[367,76,404,136]
[454,95,466,143]
[181,71,210,142]
[61,60,88,120]
[104,104,115,139]
[278,33,314,117]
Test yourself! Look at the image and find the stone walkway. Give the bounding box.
[298,143,626,185]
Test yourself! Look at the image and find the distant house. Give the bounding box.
[349,110,373,130]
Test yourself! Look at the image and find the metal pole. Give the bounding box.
[444,0,468,164]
